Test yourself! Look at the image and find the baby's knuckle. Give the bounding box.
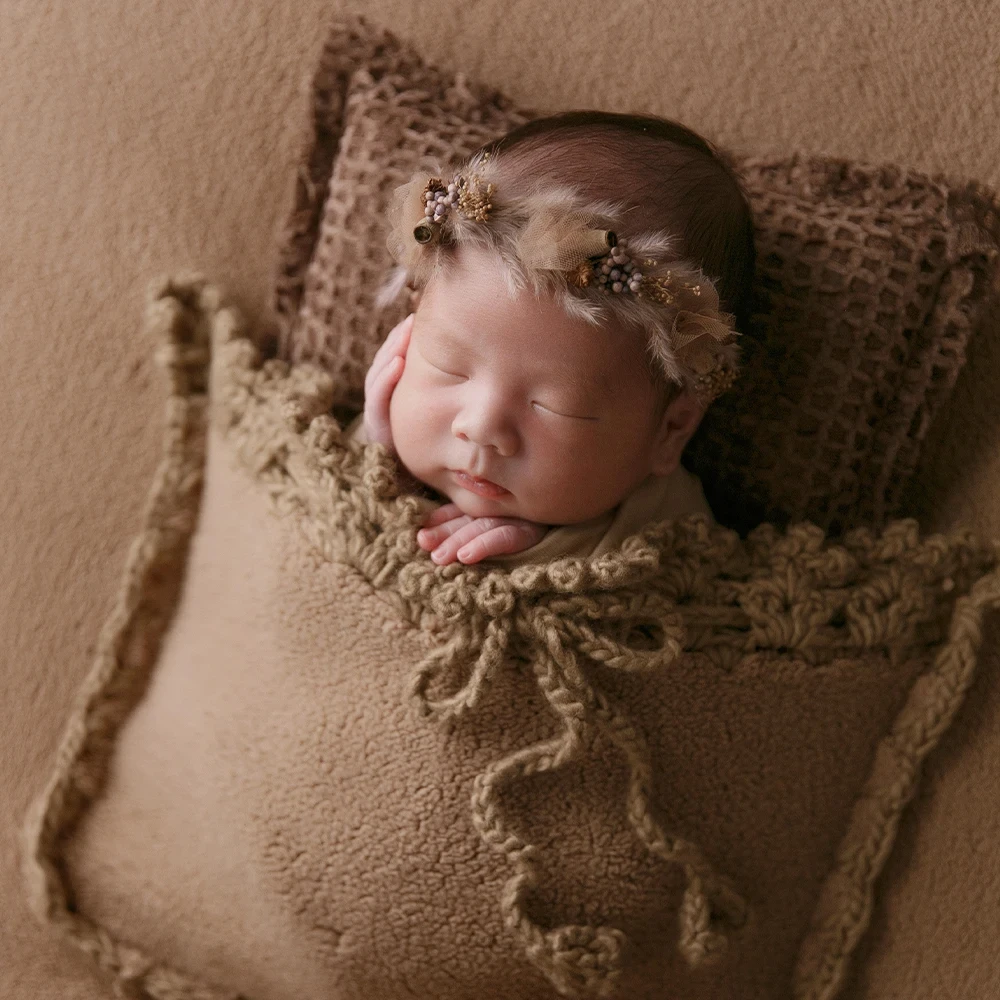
[495,524,521,545]
[479,517,511,535]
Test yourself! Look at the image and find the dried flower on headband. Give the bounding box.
[378,150,740,402]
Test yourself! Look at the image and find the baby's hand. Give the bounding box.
[417,503,548,565]
[362,313,414,449]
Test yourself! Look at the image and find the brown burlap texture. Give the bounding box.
[271,16,1000,537]
[22,277,1000,1000]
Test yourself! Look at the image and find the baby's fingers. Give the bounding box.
[420,503,464,530]
[456,521,547,564]
[388,311,414,359]
[416,508,472,552]
[424,518,545,565]
[365,313,414,394]
[422,518,489,564]
[363,355,404,447]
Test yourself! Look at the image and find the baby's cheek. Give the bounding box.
[530,434,638,523]
[389,378,439,468]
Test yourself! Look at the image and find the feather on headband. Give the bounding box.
[378,150,740,401]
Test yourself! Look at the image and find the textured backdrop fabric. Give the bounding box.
[24,278,1000,1000]
[5,3,1000,999]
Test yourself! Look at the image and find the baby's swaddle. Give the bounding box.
[26,279,1000,1000]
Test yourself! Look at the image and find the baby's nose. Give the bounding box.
[451,406,518,457]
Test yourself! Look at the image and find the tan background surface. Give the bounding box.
[2,2,998,998]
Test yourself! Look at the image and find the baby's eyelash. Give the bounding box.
[532,401,598,422]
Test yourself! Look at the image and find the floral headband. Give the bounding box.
[377,150,740,402]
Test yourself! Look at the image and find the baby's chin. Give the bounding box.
[427,475,533,520]
[442,484,608,526]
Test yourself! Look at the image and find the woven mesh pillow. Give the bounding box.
[271,15,1000,536]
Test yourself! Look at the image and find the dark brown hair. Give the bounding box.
[476,110,756,340]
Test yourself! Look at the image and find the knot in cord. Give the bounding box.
[408,576,748,997]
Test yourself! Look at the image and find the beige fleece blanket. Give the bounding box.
[22,278,1000,1000]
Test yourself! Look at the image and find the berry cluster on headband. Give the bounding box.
[381,155,740,402]
[569,234,703,305]
[580,236,644,293]
[415,174,496,245]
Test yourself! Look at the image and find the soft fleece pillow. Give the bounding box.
[271,16,1000,536]
[23,277,1000,1000]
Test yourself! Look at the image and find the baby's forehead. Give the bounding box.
[418,244,647,379]
[420,308,639,399]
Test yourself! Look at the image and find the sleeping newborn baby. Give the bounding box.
[355,244,712,566]
[350,110,756,566]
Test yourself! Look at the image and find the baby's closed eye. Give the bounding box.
[419,352,468,381]
[430,362,467,380]
[531,401,599,421]
[411,340,467,380]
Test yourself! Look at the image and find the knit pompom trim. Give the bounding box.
[23,276,1000,1000]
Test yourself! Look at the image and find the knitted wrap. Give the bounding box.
[23,277,1000,1000]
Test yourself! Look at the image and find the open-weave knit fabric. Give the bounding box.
[270,15,1000,536]
[24,278,1000,1000]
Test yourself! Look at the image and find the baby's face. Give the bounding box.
[389,244,681,525]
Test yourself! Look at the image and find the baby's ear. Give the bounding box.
[649,391,706,477]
